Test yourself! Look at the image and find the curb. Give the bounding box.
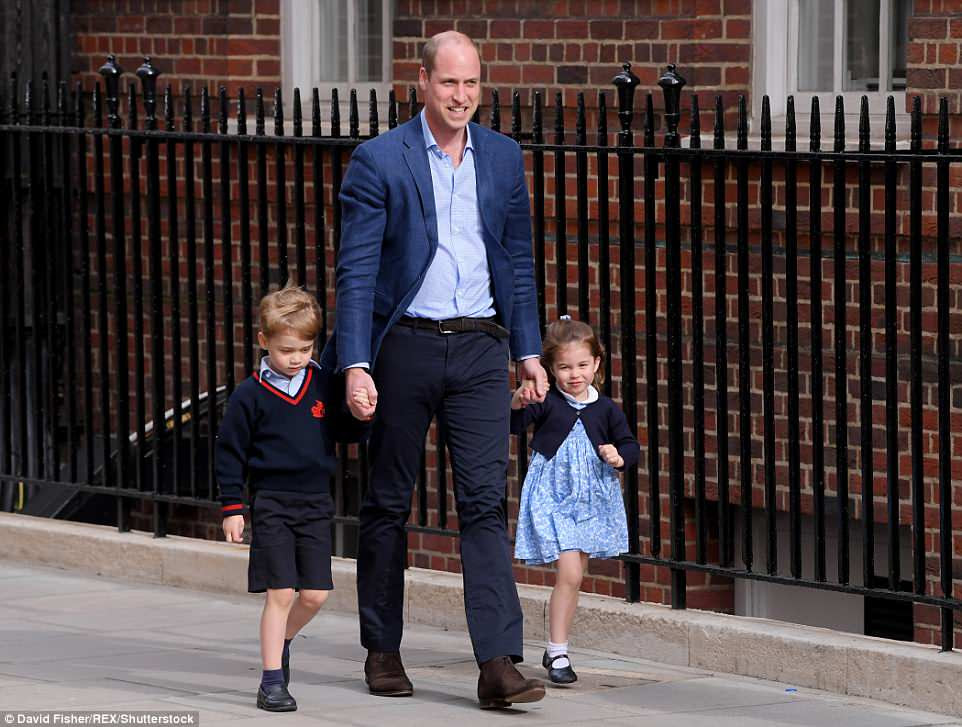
[3,511,961,717]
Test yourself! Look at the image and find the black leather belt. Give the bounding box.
[396,315,509,339]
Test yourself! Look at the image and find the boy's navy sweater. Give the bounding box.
[510,387,640,470]
[215,361,361,518]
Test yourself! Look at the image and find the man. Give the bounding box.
[323,30,548,708]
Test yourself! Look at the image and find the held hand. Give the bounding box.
[222,514,245,543]
[346,368,378,421]
[517,358,549,403]
[598,444,624,469]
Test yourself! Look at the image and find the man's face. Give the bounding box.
[418,41,481,139]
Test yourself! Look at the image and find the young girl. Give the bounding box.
[512,317,640,685]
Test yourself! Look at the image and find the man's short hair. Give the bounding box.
[258,283,323,340]
[421,30,479,76]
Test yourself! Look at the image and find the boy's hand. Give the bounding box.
[598,444,624,469]
[223,514,245,543]
[346,368,377,421]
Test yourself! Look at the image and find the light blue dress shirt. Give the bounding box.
[258,356,319,397]
[405,111,496,320]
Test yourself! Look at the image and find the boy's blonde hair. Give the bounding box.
[258,284,323,340]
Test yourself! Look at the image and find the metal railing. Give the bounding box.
[1,56,960,649]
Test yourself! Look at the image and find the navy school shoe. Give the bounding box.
[542,650,578,684]
[257,683,297,712]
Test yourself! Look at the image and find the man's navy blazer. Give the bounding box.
[320,116,542,372]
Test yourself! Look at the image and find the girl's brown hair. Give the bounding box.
[541,317,605,387]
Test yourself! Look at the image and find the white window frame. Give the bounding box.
[281,0,394,131]
[752,0,910,145]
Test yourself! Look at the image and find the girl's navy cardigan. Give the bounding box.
[510,387,640,470]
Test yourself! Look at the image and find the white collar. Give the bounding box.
[560,384,599,406]
[258,356,319,380]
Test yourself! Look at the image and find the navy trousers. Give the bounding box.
[357,324,523,664]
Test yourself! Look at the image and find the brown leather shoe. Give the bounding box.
[364,651,413,697]
[477,655,546,709]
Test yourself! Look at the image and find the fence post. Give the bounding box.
[659,64,688,610]
[612,62,640,603]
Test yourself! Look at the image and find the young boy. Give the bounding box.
[216,284,358,712]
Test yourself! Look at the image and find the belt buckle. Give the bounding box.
[438,319,458,334]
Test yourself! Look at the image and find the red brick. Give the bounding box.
[625,20,659,39]
[695,0,722,13]
[523,20,555,39]
[456,19,487,38]
[489,64,521,84]
[677,41,750,63]
[662,20,693,39]
[117,15,144,32]
[227,59,253,77]
[590,20,624,39]
[556,20,589,39]
[227,38,279,56]
[725,18,750,38]
[522,65,555,84]
[907,68,947,89]
[256,17,279,35]
[146,15,172,33]
[951,19,962,38]
[910,17,948,39]
[225,16,253,34]
[490,19,520,38]
[722,0,751,13]
[939,42,958,64]
[254,0,279,12]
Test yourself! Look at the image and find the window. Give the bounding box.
[752,0,912,142]
[282,1,393,116]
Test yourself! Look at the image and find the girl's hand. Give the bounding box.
[511,385,538,410]
[598,444,624,469]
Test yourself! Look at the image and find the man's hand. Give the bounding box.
[598,444,624,469]
[223,514,245,543]
[517,358,549,404]
[346,368,378,421]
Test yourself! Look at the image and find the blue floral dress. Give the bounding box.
[514,389,629,565]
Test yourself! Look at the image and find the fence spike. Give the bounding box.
[136,56,160,129]
[311,88,321,136]
[511,90,521,141]
[490,88,500,133]
[219,86,229,135]
[92,81,102,128]
[293,87,302,137]
[56,80,67,126]
[644,92,654,146]
[576,91,586,145]
[8,73,18,125]
[810,96,820,152]
[858,95,870,153]
[331,88,341,137]
[938,96,948,154]
[349,88,359,139]
[554,91,564,144]
[885,95,896,152]
[597,91,607,146]
[164,84,175,132]
[24,79,34,125]
[182,86,192,132]
[273,88,284,136]
[910,96,921,151]
[74,81,85,128]
[761,95,772,151]
[41,73,51,125]
[98,55,123,129]
[236,87,247,135]
[369,88,379,137]
[388,88,398,129]
[713,95,724,149]
[255,88,265,135]
[689,94,700,149]
[127,82,138,130]
[0,88,5,125]
[532,90,543,144]
[786,96,796,152]
[407,86,417,121]
[736,95,747,150]
[834,96,845,152]
[200,86,211,134]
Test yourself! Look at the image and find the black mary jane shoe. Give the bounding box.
[542,650,578,684]
[257,682,298,712]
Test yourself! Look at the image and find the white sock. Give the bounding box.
[547,640,569,668]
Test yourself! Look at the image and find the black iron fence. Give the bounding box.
[1,56,961,650]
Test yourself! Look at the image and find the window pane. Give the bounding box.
[318,0,348,83]
[845,0,880,91]
[892,0,911,89]
[356,0,384,82]
[797,0,835,91]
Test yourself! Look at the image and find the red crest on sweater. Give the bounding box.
[311,400,325,419]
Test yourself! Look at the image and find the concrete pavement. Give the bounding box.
[1,562,959,726]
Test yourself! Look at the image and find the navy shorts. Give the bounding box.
[248,490,335,593]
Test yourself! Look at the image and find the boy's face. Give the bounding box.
[258,329,314,378]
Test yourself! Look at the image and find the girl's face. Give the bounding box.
[551,342,600,400]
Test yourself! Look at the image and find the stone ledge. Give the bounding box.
[3,511,961,716]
